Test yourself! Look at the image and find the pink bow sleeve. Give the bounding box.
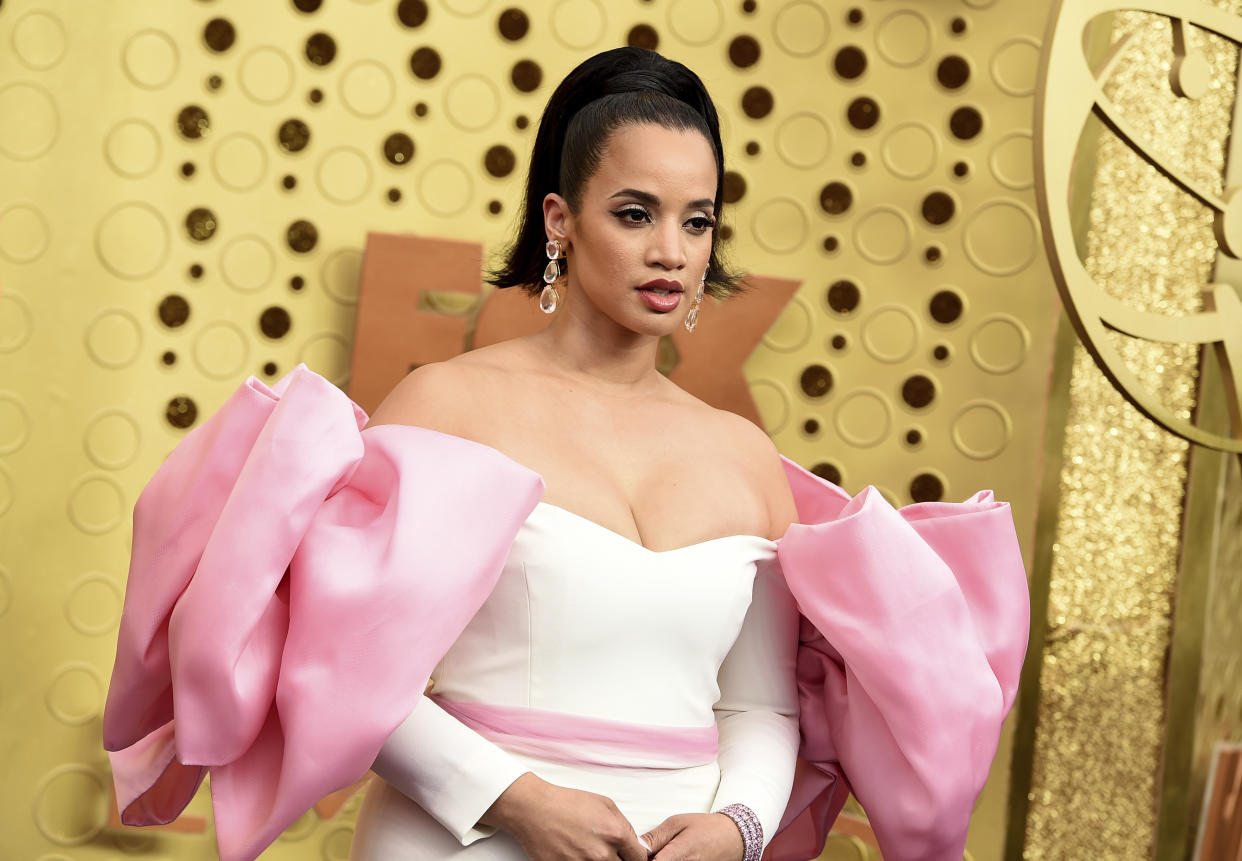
[102,363,544,861]
[765,456,1030,861]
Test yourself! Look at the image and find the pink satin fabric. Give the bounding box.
[764,462,1030,861]
[102,365,545,861]
[103,362,1029,861]
[431,696,719,769]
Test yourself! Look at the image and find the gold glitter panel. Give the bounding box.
[1023,3,1240,859]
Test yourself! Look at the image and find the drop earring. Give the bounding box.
[684,271,706,332]
[541,239,562,314]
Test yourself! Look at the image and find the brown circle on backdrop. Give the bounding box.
[305,32,336,66]
[799,364,833,398]
[286,219,318,253]
[628,24,659,49]
[846,96,879,130]
[512,60,542,92]
[910,472,944,501]
[397,0,429,27]
[826,279,860,314]
[498,8,529,40]
[729,35,760,67]
[819,182,852,215]
[259,306,291,339]
[176,105,210,139]
[203,18,235,52]
[929,289,963,324]
[950,106,983,139]
[158,295,190,327]
[902,374,936,408]
[811,462,841,484]
[278,118,310,152]
[166,396,197,429]
[185,207,217,241]
[485,144,516,177]
[833,46,866,79]
[921,191,955,225]
[936,55,970,89]
[410,47,441,79]
[741,86,774,118]
[384,133,415,165]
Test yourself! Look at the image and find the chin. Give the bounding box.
[628,312,685,335]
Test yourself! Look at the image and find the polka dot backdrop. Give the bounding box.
[0,1,1059,859]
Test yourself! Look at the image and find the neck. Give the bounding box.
[531,289,665,394]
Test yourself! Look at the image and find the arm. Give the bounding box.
[707,553,801,846]
[371,694,532,844]
[374,686,649,861]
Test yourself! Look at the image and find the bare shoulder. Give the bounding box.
[362,357,487,436]
[710,406,799,537]
[362,361,462,434]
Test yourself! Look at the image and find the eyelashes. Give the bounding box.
[611,206,716,234]
[613,206,649,224]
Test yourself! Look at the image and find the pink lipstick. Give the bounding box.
[636,279,683,312]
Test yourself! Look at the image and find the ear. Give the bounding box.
[542,193,572,248]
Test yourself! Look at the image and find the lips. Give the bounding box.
[638,279,684,295]
[637,279,684,312]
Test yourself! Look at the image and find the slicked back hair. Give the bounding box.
[487,47,744,300]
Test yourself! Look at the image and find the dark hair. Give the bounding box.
[487,47,744,300]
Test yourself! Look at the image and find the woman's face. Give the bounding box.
[545,123,718,336]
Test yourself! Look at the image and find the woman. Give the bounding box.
[103,47,1029,861]
[352,47,801,861]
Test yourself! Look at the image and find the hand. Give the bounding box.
[480,772,649,861]
[640,812,745,861]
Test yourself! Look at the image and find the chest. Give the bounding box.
[466,387,768,551]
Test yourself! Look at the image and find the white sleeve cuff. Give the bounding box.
[370,696,530,845]
[710,709,800,847]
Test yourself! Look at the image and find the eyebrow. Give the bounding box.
[609,188,715,210]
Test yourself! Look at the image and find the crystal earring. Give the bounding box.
[684,271,706,332]
[541,239,562,314]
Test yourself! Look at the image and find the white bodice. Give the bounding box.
[431,501,780,728]
[352,500,799,861]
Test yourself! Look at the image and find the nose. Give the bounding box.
[646,218,687,271]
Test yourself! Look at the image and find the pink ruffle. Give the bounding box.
[102,364,544,861]
[765,459,1030,861]
[104,362,1028,861]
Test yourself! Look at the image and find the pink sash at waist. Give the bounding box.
[431,695,719,769]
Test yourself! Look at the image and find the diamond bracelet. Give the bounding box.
[714,802,763,861]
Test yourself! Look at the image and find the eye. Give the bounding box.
[685,214,716,234]
[612,206,650,225]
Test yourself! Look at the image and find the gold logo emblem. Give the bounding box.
[1036,0,1242,458]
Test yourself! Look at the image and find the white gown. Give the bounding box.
[350,499,802,859]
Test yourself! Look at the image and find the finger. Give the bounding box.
[650,831,691,861]
[639,817,686,855]
[616,829,650,861]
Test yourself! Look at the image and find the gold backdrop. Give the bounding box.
[0,0,1236,859]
